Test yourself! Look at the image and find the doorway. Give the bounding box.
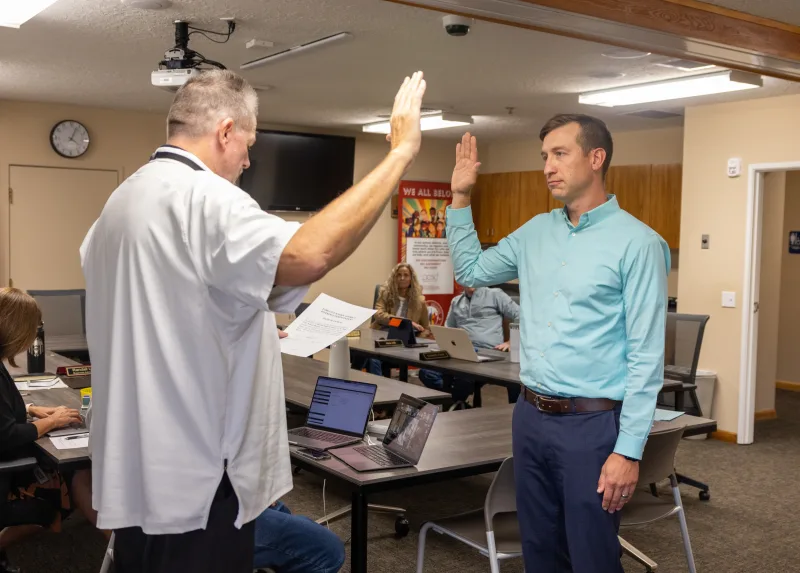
[740,162,800,444]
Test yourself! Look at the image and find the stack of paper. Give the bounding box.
[15,377,69,391]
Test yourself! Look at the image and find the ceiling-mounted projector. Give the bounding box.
[151,20,232,92]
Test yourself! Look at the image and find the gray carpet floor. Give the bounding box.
[8,385,800,573]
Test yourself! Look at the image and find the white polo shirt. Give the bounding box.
[80,146,308,534]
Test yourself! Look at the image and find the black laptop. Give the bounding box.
[287,377,377,451]
[387,317,429,348]
[330,394,438,471]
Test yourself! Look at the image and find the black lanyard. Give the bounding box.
[149,145,204,172]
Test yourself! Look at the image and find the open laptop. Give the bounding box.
[287,377,377,451]
[330,394,438,471]
[430,325,505,363]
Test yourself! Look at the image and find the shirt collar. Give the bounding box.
[152,145,212,172]
[559,194,620,229]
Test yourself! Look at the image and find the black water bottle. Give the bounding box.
[27,322,45,374]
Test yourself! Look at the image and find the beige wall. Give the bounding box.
[679,93,800,434]
[777,172,800,384]
[0,100,455,311]
[0,100,166,286]
[755,172,785,413]
[483,126,684,173]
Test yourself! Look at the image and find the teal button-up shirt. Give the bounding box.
[446,196,669,459]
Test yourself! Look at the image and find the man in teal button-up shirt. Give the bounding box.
[446,115,669,573]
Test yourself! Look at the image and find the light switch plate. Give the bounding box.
[722,291,736,308]
[727,158,742,178]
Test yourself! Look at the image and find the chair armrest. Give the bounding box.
[0,457,38,474]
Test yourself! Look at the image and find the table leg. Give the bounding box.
[351,490,369,573]
[473,384,483,408]
[399,365,409,382]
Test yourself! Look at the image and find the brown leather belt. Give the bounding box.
[523,387,620,414]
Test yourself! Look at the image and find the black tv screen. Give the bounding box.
[238,130,356,211]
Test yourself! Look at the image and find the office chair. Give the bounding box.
[619,426,696,573]
[373,284,382,310]
[662,313,711,500]
[99,533,114,573]
[27,289,86,336]
[416,457,521,573]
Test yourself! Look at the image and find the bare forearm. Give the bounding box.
[451,191,471,210]
[276,150,413,286]
[33,418,56,438]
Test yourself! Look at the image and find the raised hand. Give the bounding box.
[388,71,427,167]
[452,132,481,195]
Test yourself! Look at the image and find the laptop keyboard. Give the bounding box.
[291,427,353,444]
[353,445,407,467]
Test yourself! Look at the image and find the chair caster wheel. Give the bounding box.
[699,491,710,501]
[395,517,410,538]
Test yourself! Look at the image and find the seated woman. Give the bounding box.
[0,288,102,573]
[354,263,430,377]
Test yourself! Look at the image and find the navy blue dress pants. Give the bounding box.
[511,395,624,573]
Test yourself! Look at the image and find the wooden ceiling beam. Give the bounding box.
[385,0,800,81]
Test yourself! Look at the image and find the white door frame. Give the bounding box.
[739,161,800,444]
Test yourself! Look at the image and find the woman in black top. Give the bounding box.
[0,288,97,573]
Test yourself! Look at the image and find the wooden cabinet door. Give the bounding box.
[519,171,551,226]
[605,165,651,223]
[471,173,495,243]
[492,172,522,240]
[649,164,682,249]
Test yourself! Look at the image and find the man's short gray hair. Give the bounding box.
[167,69,258,139]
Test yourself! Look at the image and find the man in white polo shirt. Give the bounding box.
[80,69,427,572]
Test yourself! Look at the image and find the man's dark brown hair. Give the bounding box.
[539,114,614,179]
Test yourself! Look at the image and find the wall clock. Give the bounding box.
[50,120,91,158]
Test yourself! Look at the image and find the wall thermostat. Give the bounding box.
[727,158,742,178]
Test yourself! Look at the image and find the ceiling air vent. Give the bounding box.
[624,109,684,119]
[655,59,715,71]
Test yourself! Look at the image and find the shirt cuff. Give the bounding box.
[445,205,474,226]
[613,431,646,460]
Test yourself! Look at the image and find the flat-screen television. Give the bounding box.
[238,129,356,212]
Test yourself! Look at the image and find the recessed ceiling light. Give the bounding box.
[601,47,652,60]
[121,0,172,8]
[363,112,473,134]
[0,0,60,28]
[587,72,626,80]
[579,70,762,107]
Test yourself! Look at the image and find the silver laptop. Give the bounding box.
[330,394,437,472]
[287,377,377,451]
[430,325,505,363]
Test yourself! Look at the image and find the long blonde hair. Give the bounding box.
[378,263,424,316]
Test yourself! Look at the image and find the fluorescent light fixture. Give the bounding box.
[0,0,59,28]
[241,32,352,70]
[579,70,762,107]
[363,112,473,134]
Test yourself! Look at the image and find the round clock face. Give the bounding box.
[50,120,90,158]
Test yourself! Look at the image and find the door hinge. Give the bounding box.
[8,278,13,288]
[8,188,12,205]
[754,301,760,313]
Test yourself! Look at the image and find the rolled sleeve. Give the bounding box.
[614,234,670,460]
[446,205,519,287]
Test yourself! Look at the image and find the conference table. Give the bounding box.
[349,328,689,406]
[9,335,450,470]
[290,403,718,573]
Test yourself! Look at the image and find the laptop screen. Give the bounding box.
[306,377,377,437]
[383,394,438,464]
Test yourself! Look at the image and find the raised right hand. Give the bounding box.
[49,406,84,430]
[388,71,427,167]
[452,132,481,195]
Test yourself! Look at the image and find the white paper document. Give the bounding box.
[15,378,69,391]
[280,293,376,357]
[51,434,89,450]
